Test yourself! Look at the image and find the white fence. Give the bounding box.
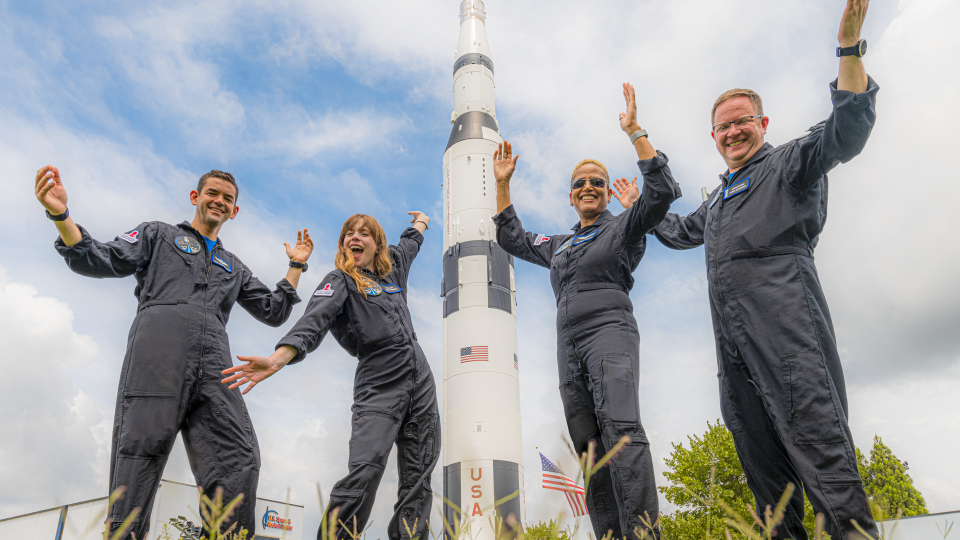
[0,479,304,540]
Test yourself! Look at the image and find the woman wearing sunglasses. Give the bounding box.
[221,212,438,540]
[491,83,681,540]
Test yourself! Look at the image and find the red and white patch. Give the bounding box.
[534,234,550,246]
[314,283,334,297]
[118,230,139,244]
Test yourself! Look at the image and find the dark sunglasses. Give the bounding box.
[571,177,607,190]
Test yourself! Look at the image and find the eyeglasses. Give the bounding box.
[712,115,763,134]
[571,177,607,190]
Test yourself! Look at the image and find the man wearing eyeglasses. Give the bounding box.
[616,0,878,538]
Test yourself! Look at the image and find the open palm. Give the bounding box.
[494,141,519,183]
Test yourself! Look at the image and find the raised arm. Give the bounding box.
[35,165,82,247]
[494,141,519,215]
[282,228,314,289]
[614,83,682,238]
[786,0,878,191]
[837,0,869,94]
[619,83,658,163]
[390,215,427,287]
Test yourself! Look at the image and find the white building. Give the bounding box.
[879,510,959,540]
[0,479,304,540]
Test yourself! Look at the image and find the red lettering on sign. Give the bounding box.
[472,503,482,516]
[471,468,482,481]
[471,485,482,498]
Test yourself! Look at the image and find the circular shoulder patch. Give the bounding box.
[175,235,202,255]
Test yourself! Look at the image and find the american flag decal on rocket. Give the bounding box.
[460,346,489,363]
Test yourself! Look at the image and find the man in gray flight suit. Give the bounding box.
[618,1,879,537]
[34,166,314,539]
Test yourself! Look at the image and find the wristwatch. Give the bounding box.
[46,208,69,221]
[289,261,308,272]
[629,129,649,144]
[836,39,867,58]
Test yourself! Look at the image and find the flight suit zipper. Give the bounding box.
[713,170,742,348]
[198,234,212,380]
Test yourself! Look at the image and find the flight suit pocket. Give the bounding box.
[349,409,400,467]
[782,353,843,444]
[597,353,639,424]
[817,473,872,531]
[118,392,179,458]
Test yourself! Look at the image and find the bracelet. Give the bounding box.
[629,129,649,144]
[289,261,308,273]
[415,219,429,230]
[46,208,69,221]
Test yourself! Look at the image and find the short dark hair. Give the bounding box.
[197,170,239,199]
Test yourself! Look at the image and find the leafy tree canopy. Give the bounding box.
[857,435,928,518]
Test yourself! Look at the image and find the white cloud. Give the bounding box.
[0,265,109,517]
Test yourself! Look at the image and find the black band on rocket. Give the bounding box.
[442,241,514,317]
[446,111,499,151]
[453,53,495,76]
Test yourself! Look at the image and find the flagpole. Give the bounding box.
[536,447,543,524]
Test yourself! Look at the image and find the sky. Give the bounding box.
[1,0,959,538]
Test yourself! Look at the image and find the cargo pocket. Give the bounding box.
[782,353,843,444]
[597,353,639,424]
[349,409,400,468]
[118,392,179,457]
[817,473,872,534]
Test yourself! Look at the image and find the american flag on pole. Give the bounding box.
[540,453,588,517]
[460,346,488,363]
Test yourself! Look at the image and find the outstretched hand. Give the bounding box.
[408,211,430,233]
[838,0,869,47]
[611,177,640,209]
[35,165,68,215]
[494,141,519,183]
[222,355,285,395]
[619,83,641,135]
[285,229,314,263]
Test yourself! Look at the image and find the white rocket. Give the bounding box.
[441,1,525,538]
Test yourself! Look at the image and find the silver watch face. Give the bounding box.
[859,39,868,57]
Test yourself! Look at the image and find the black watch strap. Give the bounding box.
[289,260,308,272]
[836,39,867,58]
[46,208,69,221]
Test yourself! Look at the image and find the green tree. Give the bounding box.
[857,435,928,518]
[659,421,825,540]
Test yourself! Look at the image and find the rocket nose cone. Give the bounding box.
[460,0,486,24]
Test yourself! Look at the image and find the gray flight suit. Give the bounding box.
[54,221,301,539]
[276,228,439,540]
[494,153,681,540]
[651,78,880,539]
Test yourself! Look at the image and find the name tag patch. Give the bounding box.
[382,283,402,294]
[572,230,599,246]
[211,253,232,272]
[314,283,334,297]
[534,234,550,246]
[175,235,201,255]
[118,230,140,244]
[723,177,751,200]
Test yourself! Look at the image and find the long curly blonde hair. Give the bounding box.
[335,214,393,295]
